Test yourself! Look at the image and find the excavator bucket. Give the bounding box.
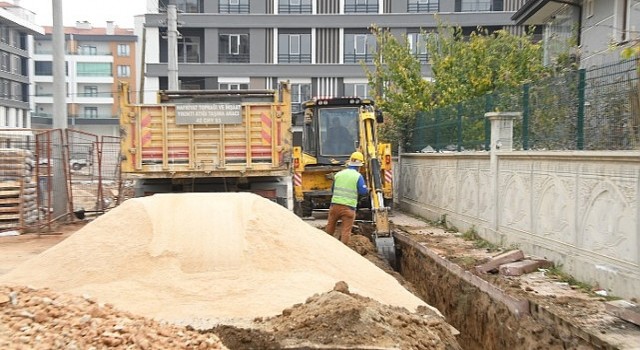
[372,208,397,269]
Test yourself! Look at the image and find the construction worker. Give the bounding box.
[325,151,368,245]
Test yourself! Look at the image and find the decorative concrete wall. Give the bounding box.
[398,152,640,300]
[397,113,640,300]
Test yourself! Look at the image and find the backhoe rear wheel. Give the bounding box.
[294,198,313,218]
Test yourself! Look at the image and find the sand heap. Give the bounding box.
[0,193,442,328]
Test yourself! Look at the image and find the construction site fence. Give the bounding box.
[408,56,640,152]
[0,128,124,234]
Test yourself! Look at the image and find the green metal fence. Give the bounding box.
[408,57,640,152]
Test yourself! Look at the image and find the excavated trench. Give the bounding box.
[393,231,621,350]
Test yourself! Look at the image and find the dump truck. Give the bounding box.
[291,97,395,265]
[118,82,293,207]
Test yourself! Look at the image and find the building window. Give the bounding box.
[279,0,311,13]
[614,0,631,42]
[219,0,249,13]
[11,55,21,75]
[77,62,112,77]
[78,45,98,55]
[345,0,378,13]
[278,33,312,63]
[11,82,21,101]
[178,36,201,63]
[84,107,98,118]
[1,53,8,72]
[117,65,131,77]
[345,33,376,63]
[291,83,311,110]
[84,86,98,97]
[344,83,370,98]
[219,83,249,90]
[407,32,430,63]
[219,33,249,63]
[1,80,7,98]
[458,0,493,12]
[35,61,52,75]
[159,0,201,13]
[117,44,130,56]
[408,0,439,12]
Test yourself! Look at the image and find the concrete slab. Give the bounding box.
[499,259,554,276]
[476,249,524,274]
[605,300,640,327]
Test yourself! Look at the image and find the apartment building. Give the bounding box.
[32,21,137,136]
[0,1,42,136]
[513,0,639,68]
[139,0,530,110]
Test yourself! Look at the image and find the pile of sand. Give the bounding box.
[0,193,440,328]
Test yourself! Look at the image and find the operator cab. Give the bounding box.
[301,97,373,164]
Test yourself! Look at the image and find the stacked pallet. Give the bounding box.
[0,149,37,233]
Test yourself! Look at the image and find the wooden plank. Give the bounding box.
[0,198,20,205]
[0,206,19,213]
[0,213,20,220]
[0,189,20,197]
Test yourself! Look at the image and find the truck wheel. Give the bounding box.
[294,199,313,218]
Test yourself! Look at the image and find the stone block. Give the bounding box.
[499,259,554,276]
[605,300,640,326]
[476,249,524,274]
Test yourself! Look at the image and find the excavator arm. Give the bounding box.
[358,106,395,266]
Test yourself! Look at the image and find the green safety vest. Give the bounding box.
[331,168,361,208]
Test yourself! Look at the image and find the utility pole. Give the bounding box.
[51,0,70,219]
[167,0,179,90]
[52,0,67,129]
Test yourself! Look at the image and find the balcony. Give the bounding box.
[408,2,439,12]
[31,112,119,126]
[344,3,378,13]
[278,53,312,63]
[279,3,312,14]
[219,3,249,13]
[414,53,429,63]
[218,53,250,63]
[344,52,375,63]
[34,48,113,56]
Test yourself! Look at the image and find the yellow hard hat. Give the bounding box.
[348,151,364,166]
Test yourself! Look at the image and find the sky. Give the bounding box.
[21,0,148,28]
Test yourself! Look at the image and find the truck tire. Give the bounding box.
[294,199,313,218]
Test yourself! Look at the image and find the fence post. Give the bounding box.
[577,69,586,150]
[486,111,521,232]
[484,94,494,151]
[522,83,530,150]
[457,104,463,152]
[435,109,440,151]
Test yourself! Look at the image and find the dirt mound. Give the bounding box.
[208,281,460,350]
[0,193,443,328]
[0,285,227,349]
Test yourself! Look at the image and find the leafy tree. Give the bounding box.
[426,24,547,107]
[365,22,549,148]
[364,25,433,148]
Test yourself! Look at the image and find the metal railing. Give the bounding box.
[279,3,312,13]
[408,57,640,152]
[218,53,250,63]
[408,1,439,12]
[278,53,312,63]
[344,52,375,63]
[344,3,379,13]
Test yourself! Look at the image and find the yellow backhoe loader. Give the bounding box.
[292,97,396,266]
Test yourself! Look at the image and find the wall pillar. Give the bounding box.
[486,112,521,232]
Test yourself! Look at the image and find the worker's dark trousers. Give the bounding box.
[325,204,356,245]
